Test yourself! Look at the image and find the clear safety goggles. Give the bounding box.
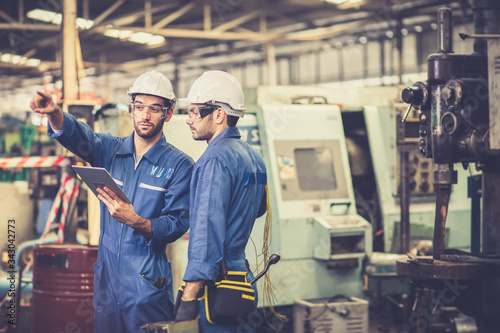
[130,102,168,115]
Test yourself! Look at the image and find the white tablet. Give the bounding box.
[72,165,131,204]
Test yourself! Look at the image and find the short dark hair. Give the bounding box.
[227,115,239,127]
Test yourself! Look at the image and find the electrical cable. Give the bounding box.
[260,184,288,329]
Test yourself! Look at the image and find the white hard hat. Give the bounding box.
[128,70,176,105]
[182,70,245,117]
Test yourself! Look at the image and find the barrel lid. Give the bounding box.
[35,243,97,251]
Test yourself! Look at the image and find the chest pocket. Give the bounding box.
[139,173,170,191]
[136,176,170,216]
[139,182,167,192]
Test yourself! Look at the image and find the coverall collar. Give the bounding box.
[116,132,169,165]
[209,127,241,147]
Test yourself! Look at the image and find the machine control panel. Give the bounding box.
[395,104,435,195]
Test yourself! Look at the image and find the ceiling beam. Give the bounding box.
[88,3,178,30]
[83,0,89,20]
[212,11,261,33]
[0,10,17,23]
[155,28,272,41]
[284,18,376,41]
[0,23,59,31]
[153,3,196,29]
[204,4,211,31]
[93,0,125,27]
[92,25,274,41]
[145,0,152,28]
[18,0,24,23]
[23,48,37,58]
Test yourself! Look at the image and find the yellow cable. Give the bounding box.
[260,184,287,328]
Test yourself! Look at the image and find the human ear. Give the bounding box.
[215,107,225,124]
[163,107,174,122]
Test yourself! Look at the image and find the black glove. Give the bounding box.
[174,299,199,322]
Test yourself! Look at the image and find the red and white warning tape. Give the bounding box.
[0,156,70,168]
[42,172,80,243]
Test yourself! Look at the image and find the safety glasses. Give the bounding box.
[188,104,218,120]
[130,102,168,115]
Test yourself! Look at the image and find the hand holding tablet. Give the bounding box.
[72,165,131,204]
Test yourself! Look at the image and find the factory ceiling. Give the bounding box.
[0,0,468,87]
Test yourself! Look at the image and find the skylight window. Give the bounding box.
[27,9,164,46]
[0,53,41,67]
[104,29,134,39]
[27,9,94,30]
[323,0,347,4]
[104,29,165,46]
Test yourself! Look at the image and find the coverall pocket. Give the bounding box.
[92,261,108,312]
[135,272,172,308]
[138,273,170,290]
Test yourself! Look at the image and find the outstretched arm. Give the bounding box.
[29,91,64,131]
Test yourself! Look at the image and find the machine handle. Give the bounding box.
[402,103,413,123]
[250,253,280,285]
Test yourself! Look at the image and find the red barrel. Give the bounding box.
[32,244,98,333]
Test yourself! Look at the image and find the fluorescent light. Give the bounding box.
[27,58,41,67]
[1,54,11,62]
[27,9,61,24]
[76,17,94,30]
[323,0,348,4]
[323,0,363,4]
[11,55,22,64]
[27,9,93,29]
[104,29,165,46]
[128,32,154,44]
[104,29,134,39]
[147,35,166,46]
[0,53,41,67]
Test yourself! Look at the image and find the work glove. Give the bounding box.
[174,298,199,322]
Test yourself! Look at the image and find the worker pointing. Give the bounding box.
[30,70,194,333]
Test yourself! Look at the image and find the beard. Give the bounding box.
[134,118,164,139]
[190,114,213,141]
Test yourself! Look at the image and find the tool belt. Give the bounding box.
[177,259,256,325]
[203,269,256,325]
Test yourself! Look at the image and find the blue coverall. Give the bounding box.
[49,113,193,333]
[183,127,267,333]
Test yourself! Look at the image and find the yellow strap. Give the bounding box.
[242,294,256,301]
[216,280,252,287]
[227,271,247,276]
[217,284,255,293]
[203,285,215,324]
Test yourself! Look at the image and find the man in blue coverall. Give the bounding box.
[29,70,194,333]
[174,70,267,332]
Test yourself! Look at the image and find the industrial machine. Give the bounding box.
[165,80,473,332]
[398,1,500,332]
